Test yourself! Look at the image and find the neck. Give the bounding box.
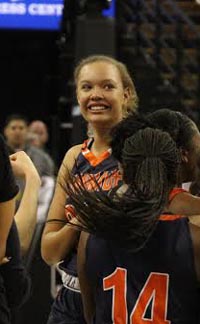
[7,142,25,151]
[91,127,111,154]
[179,165,194,184]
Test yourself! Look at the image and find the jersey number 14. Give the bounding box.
[103,267,171,324]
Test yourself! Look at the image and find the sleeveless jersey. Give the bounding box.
[86,215,199,324]
[169,187,187,203]
[59,138,123,276]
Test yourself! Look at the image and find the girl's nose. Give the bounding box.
[90,87,103,100]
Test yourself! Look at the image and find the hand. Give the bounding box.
[70,217,82,226]
[0,257,11,265]
[10,151,41,185]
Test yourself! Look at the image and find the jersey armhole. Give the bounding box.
[169,187,188,203]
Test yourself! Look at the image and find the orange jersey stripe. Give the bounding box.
[82,139,112,167]
[169,187,188,203]
[159,214,183,221]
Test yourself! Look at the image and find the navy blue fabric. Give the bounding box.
[50,140,122,324]
[86,217,199,324]
[47,287,86,324]
[59,140,122,276]
[1,221,31,309]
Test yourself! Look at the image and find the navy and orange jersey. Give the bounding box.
[60,138,123,276]
[169,187,188,203]
[86,215,199,324]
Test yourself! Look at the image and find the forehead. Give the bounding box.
[78,61,122,83]
[7,120,27,128]
[30,122,46,132]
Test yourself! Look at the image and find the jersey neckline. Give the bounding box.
[82,138,112,167]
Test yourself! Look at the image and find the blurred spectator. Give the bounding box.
[28,119,56,173]
[4,114,54,177]
[28,120,49,150]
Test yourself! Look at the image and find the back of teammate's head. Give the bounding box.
[148,109,198,151]
[148,109,200,182]
[67,126,180,252]
[111,108,198,160]
[110,111,150,163]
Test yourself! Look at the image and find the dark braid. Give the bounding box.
[148,109,197,150]
[110,112,152,162]
[67,127,180,252]
[111,109,197,164]
[122,127,179,188]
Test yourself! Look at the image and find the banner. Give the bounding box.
[0,0,115,30]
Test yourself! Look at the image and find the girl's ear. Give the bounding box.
[124,87,130,101]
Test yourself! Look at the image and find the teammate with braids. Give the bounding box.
[41,55,138,324]
[111,108,200,222]
[67,126,200,323]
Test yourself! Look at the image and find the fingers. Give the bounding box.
[10,151,28,160]
[0,256,11,265]
[9,153,18,161]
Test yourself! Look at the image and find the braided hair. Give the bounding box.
[66,127,180,252]
[111,108,198,163]
[148,109,198,151]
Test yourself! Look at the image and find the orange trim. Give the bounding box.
[82,138,92,152]
[159,214,182,221]
[81,138,111,167]
[168,187,188,203]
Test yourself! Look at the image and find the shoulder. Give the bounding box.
[26,146,46,158]
[57,144,82,186]
[62,144,82,169]
[65,144,82,158]
[169,190,200,215]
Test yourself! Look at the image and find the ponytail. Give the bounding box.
[67,128,180,251]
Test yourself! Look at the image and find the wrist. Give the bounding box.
[25,172,41,187]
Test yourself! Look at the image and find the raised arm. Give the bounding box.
[41,145,82,265]
[169,191,200,216]
[0,135,18,264]
[10,151,41,256]
[168,191,200,226]
[0,199,16,264]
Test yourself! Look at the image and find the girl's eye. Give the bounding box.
[81,84,91,90]
[104,84,114,90]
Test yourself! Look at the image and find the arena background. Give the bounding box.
[0,1,200,323]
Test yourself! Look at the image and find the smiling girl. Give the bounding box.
[41,55,138,324]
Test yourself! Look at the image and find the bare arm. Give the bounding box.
[169,192,200,216]
[0,198,16,264]
[78,232,95,323]
[10,151,41,256]
[41,145,82,265]
[0,135,17,264]
[168,191,200,226]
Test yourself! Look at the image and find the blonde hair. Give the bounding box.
[74,55,138,116]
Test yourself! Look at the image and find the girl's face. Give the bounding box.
[187,128,200,182]
[76,61,129,128]
[181,123,200,183]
